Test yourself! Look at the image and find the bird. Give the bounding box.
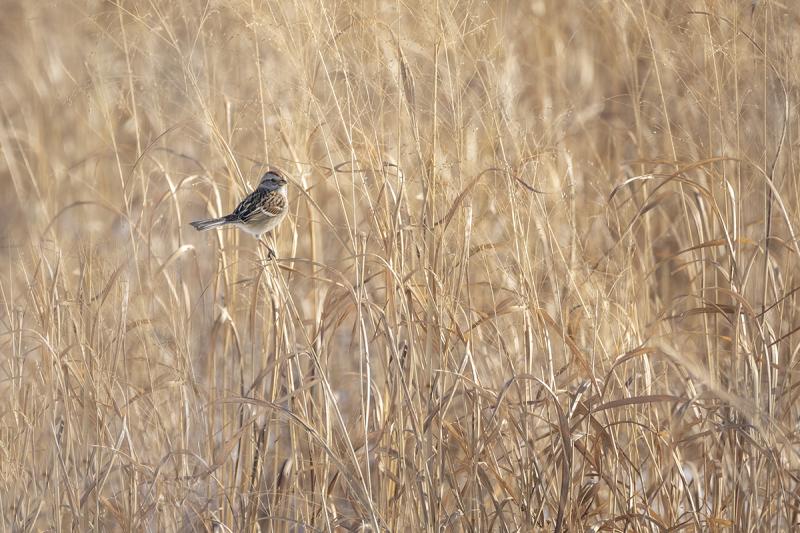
[190,169,289,257]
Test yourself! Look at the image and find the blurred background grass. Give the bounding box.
[2,0,800,530]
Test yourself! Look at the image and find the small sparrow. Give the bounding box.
[191,169,288,254]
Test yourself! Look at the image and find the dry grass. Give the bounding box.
[2,0,800,531]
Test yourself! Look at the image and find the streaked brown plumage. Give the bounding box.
[190,169,289,237]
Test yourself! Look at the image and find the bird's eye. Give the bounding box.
[261,170,286,184]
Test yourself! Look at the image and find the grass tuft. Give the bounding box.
[1,1,799,530]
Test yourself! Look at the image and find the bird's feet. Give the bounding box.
[257,236,277,261]
[258,239,276,260]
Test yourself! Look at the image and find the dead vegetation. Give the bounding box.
[1,1,800,531]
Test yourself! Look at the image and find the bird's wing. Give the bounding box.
[230,190,264,221]
[232,189,286,222]
[257,193,287,217]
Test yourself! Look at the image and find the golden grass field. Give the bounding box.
[2,0,800,531]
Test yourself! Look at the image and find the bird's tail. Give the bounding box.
[190,217,230,231]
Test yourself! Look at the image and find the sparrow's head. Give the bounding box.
[258,169,289,191]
